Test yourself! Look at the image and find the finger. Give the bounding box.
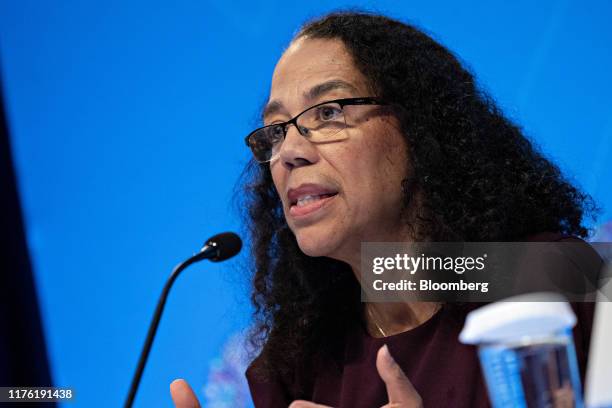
[170,378,201,408]
[288,400,333,408]
[376,345,422,407]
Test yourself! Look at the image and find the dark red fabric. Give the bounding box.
[306,306,490,408]
[246,235,597,408]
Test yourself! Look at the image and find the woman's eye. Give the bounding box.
[268,125,285,141]
[317,105,342,121]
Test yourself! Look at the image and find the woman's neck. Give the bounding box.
[334,196,433,338]
[364,301,441,337]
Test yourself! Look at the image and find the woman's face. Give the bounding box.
[267,37,412,266]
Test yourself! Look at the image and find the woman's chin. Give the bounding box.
[296,241,329,258]
[295,233,337,258]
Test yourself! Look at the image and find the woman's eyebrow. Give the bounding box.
[262,100,284,121]
[262,80,359,121]
[305,79,359,101]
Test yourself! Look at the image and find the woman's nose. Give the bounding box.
[277,124,319,170]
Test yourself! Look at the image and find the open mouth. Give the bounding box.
[289,192,338,217]
[291,193,337,208]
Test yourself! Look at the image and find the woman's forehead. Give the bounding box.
[268,37,369,108]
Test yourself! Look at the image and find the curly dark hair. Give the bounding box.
[239,11,596,397]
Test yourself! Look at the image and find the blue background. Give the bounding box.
[1,1,611,406]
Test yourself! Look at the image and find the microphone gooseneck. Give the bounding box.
[124,232,242,408]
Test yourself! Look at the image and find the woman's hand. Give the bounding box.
[170,378,201,408]
[289,345,423,408]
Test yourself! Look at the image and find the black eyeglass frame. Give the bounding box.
[244,97,387,161]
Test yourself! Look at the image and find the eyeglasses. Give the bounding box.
[244,97,386,163]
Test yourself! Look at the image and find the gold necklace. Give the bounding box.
[366,303,441,338]
[366,305,387,337]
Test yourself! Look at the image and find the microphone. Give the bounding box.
[124,232,242,408]
[192,231,243,262]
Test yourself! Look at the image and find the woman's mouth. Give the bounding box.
[289,193,337,217]
[286,181,340,219]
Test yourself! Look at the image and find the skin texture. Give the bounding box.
[267,37,412,272]
[170,379,200,408]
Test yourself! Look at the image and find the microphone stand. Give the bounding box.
[123,250,215,408]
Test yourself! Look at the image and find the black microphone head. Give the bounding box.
[203,232,242,262]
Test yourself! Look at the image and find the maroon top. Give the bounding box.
[246,234,597,407]
[246,303,593,408]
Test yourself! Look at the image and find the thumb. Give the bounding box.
[170,378,201,408]
[376,345,422,407]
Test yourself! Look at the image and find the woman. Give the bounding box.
[171,12,596,408]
